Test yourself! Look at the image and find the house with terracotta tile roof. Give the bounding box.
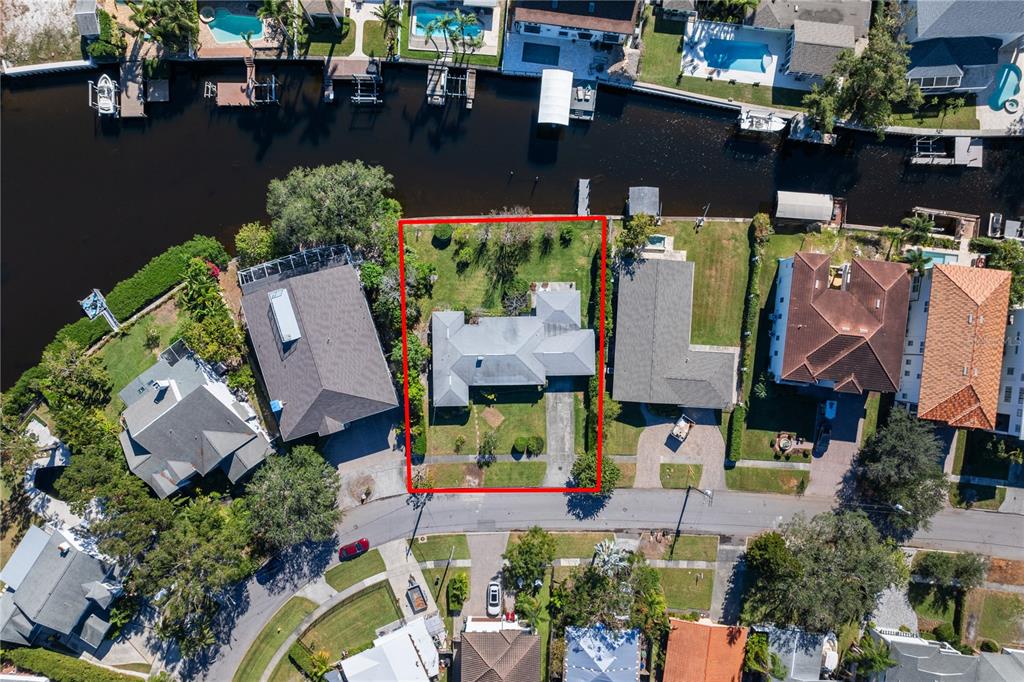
[768,253,911,394]
[662,618,747,682]
[896,263,1011,431]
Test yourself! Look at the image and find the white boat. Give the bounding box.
[94,75,117,116]
[738,108,786,134]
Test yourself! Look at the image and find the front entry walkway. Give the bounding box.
[543,378,576,487]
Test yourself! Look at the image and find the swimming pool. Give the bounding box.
[704,38,769,73]
[990,63,1021,111]
[412,5,482,38]
[209,7,264,44]
[919,249,961,267]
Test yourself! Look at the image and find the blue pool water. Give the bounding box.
[413,6,482,37]
[990,63,1021,111]
[704,38,769,73]
[209,8,264,44]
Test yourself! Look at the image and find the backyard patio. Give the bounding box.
[679,20,814,91]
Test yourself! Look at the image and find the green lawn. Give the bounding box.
[974,590,1024,646]
[97,304,182,419]
[421,567,470,640]
[536,569,554,680]
[638,8,805,109]
[891,94,980,130]
[299,584,400,659]
[908,583,957,630]
[574,394,586,455]
[426,462,476,488]
[951,430,968,475]
[725,467,809,495]
[114,663,154,674]
[949,482,1006,510]
[741,384,819,461]
[604,401,646,455]
[483,461,546,487]
[410,534,471,562]
[297,18,356,57]
[400,0,502,67]
[429,388,547,455]
[659,463,703,489]
[663,220,750,346]
[860,392,881,447]
[324,549,386,592]
[616,462,636,488]
[509,531,613,559]
[657,568,714,612]
[361,20,390,59]
[234,596,318,682]
[958,431,1014,480]
[663,534,719,562]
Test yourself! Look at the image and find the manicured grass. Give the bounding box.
[361,20,390,59]
[659,463,703,489]
[574,393,586,455]
[97,303,182,419]
[949,482,1006,510]
[638,8,806,110]
[663,534,719,562]
[615,462,636,488]
[114,663,154,673]
[604,400,646,455]
[741,384,818,461]
[400,0,503,67]
[297,18,356,57]
[427,462,477,488]
[657,568,714,611]
[663,220,750,346]
[510,531,613,559]
[951,430,967,475]
[974,590,1024,646]
[536,569,554,680]
[482,461,546,487]
[233,596,318,682]
[410,534,471,562]
[959,431,1014,480]
[860,392,881,447]
[428,388,547,455]
[725,467,809,495]
[891,94,980,130]
[421,567,470,640]
[300,584,401,660]
[324,549,385,593]
[908,583,957,630]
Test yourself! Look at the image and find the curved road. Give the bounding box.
[195,489,1024,681]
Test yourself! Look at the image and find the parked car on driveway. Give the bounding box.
[339,538,369,561]
[486,580,502,617]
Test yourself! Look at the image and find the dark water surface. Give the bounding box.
[3,62,1023,385]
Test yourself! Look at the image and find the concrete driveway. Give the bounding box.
[806,393,864,498]
[544,378,576,487]
[320,409,405,511]
[464,533,509,620]
[635,407,725,490]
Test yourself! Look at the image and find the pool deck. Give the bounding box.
[681,20,815,92]
[974,47,1024,134]
[407,1,501,57]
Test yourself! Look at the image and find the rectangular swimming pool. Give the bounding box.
[704,38,768,73]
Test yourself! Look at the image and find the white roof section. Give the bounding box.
[539,69,573,126]
[268,288,302,343]
[776,191,834,222]
[340,618,437,681]
[0,526,50,591]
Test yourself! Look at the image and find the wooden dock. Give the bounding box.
[119,59,146,118]
[577,179,590,216]
[426,64,447,106]
[465,69,476,109]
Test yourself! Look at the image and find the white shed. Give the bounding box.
[538,69,573,126]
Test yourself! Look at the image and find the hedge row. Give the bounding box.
[287,641,318,679]
[1,647,139,682]
[513,435,545,456]
[726,405,745,461]
[3,236,228,415]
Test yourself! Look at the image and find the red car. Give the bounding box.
[339,538,369,561]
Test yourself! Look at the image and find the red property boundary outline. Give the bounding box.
[399,215,608,494]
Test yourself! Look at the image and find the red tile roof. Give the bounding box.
[779,253,911,393]
[917,264,1011,430]
[663,619,747,682]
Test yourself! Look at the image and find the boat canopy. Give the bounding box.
[538,69,573,126]
[776,191,833,222]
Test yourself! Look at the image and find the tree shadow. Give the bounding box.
[565,492,610,519]
[718,556,750,625]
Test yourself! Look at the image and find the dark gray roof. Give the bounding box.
[3,526,117,649]
[628,186,660,217]
[908,0,1024,42]
[431,289,595,408]
[242,261,397,440]
[119,362,273,498]
[789,20,853,75]
[766,627,827,682]
[750,0,871,38]
[662,0,696,12]
[75,0,100,37]
[118,344,208,407]
[907,36,1001,85]
[880,635,1024,682]
[612,257,738,408]
[564,626,640,682]
[0,592,33,646]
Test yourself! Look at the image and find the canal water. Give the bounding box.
[3,62,1023,385]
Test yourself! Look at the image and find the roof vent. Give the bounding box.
[268,288,301,343]
[875,298,881,309]
[968,313,974,324]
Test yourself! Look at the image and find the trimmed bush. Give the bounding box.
[513,436,529,454]
[727,406,745,461]
[933,622,958,644]
[979,639,1000,652]
[527,435,544,455]
[433,223,454,248]
[287,641,318,679]
[2,647,138,682]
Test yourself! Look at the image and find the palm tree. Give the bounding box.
[880,226,903,260]
[259,0,305,49]
[900,213,936,245]
[451,8,479,59]
[592,539,629,576]
[515,592,542,626]
[373,1,402,58]
[744,633,787,680]
[424,14,456,58]
[847,636,897,678]
[903,248,933,278]
[126,0,199,54]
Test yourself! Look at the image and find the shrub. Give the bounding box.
[752,212,774,245]
[527,435,544,455]
[287,641,318,680]
[559,224,574,246]
[447,572,469,611]
[227,364,255,394]
[479,431,497,456]
[143,323,161,350]
[454,434,466,454]
[2,364,45,417]
[979,639,1000,652]
[180,310,244,365]
[235,222,275,267]
[727,406,745,460]
[87,9,125,60]
[513,437,529,454]
[933,622,958,644]
[2,647,138,682]
[433,224,453,248]
[412,427,428,456]
[455,245,474,271]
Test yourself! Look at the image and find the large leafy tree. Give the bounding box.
[503,526,556,593]
[126,0,199,54]
[235,222,275,268]
[266,162,397,252]
[743,512,906,631]
[856,409,947,534]
[0,411,38,486]
[802,5,922,137]
[39,339,112,410]
[984,239,1024,307]
[571,448,621,494]
[616,214,656,259]
[244,445,341,551]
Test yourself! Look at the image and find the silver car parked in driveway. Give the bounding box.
[486,580,502,617]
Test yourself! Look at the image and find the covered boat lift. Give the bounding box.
[538,68,573,126]
[628,186,661,223]
[775,190,845,228]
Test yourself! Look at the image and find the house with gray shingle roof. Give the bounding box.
[903,0,1024,93]
[117,342,274,498]
[873,628,1024,682]
[612,246,738,409]
[240,254,398,441]
[431,287,595,408]
[0,525,119,652]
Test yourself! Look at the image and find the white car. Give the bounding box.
[486,580,502,617]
